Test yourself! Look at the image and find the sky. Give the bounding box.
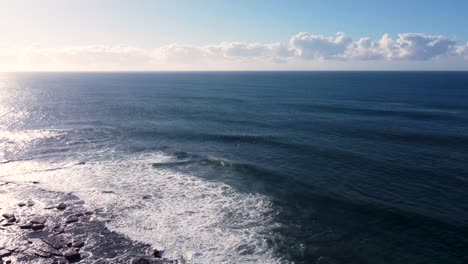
[1,0,468,71]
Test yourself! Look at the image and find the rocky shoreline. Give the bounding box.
[0,181,179,264]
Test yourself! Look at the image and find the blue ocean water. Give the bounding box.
[0,72,467,263]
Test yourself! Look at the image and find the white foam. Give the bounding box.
[0,152,283,263]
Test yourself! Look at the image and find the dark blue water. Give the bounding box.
[1,72,467,263]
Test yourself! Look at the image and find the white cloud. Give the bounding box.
[0,32,467,71]
[346,37,385,60]
[21,46,150,66]
[389,33,456,60]
[151,42,293,64]
[289,32,352,59]
[455,42,468,60]
[288,32,458,61]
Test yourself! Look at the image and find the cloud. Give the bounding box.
[346,37,385,60]
[151,42,293,64]
[289,32,352,59]
[1,32,467,70]
[389,33,457,60]
[288,32,458,61]
[455,42,468,60]
[19,46,150,66]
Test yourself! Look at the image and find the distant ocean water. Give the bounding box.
[1,72,467,263]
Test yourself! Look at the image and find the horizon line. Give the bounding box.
[2,70,468,73]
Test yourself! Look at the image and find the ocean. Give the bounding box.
[1,72,467,263]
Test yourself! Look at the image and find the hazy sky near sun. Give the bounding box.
[1,0,468,71]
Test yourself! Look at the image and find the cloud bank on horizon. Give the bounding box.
[2,32,468,71]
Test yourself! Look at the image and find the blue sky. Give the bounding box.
[1,0,468,70]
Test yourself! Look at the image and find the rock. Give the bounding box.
[0,249,12,257]
[19,223,33,229]
[74,212,84,217]
[32,181,40,184]
[102,190,114,194]
[27,200,36,207]
[71,240,84,248]
[84,211,94,215]
[65,216,79,224]
[56,203,67,210]
[142,195,152,200]
[52,224,65,234]
[77,161,86,165]
[30,239,63,257]
[174,151,189,159]
[31,216,48,225]
[31,223,46,231]
[2,213,15,220]
[33,250,51,258]
[18,202,26,207]
[63,248,80,262]
[43,235,68,249]
[146,248,162,258]
[5,246,17,252]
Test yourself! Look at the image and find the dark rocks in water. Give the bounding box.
[65,215,79,224]
[31,223,46,231]
[0,248,12,257]
[146,248,162,258]
[32,181,40,184]
[71,240,85,248]
[102,190,114,194]
[30,238,62,257]
[18,202,27,207]
[33,249,52,258]
[74,212,84,217]
[52,224,65,234]
[77,161,86,165]
[2,213,15,220]
[31,216,48,225]
[142,195,152,200]
[173,151,189,159]
[1,186,176,263]
[63,248,80,262]
[2,214,16,224]
[28,216,47,230]
[27,200,36,207]
[19,223,33,229]
[43,235,68,250]
[56,202,67,210]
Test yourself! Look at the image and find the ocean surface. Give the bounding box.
[1,72,467,264]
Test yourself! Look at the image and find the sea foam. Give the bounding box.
[0,152,283,263]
